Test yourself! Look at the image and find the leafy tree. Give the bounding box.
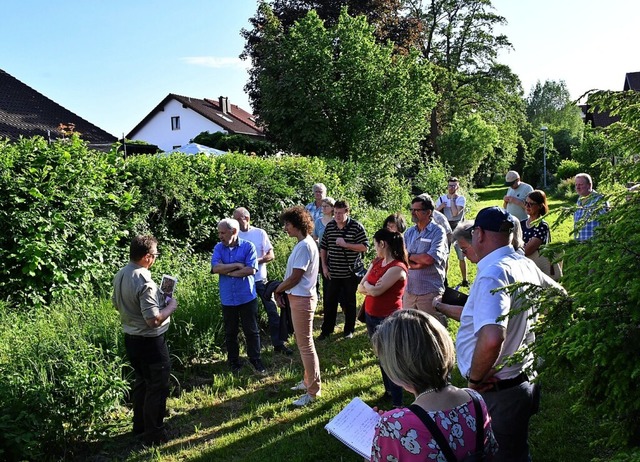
[438,112,499,179]
[407,1,522,148]
[585,89,640,185]
[536,89,640,451]
[253,7,436,164]
[525,79,584,157]
[242,0,422,113]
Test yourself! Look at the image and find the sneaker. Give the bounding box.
[317,333,331,341]
[290,380,307,391]
[343,332,354,339]
[292,393,315,407]
[461,280,469,287]
[250,359,267,375]
[275,344,294,356]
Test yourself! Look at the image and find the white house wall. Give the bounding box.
[131,98,226,151]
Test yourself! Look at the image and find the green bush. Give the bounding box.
[125,153,343,249]
[0,299,128,460]
[556,159,581,181]
[0,136,135,307]
[412,156,451,197]
[536,189,640,449]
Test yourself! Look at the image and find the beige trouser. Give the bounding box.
[402,292,447,326]
[289,294,321,397]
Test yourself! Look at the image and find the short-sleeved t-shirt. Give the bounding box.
[238,226,273,282]
[520,219,550,245]
[505,182,533,221]
[112,262,168,337]
[284,235,319,297]
[320,218,368,279]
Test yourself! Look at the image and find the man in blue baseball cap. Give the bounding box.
[455,206,562,462]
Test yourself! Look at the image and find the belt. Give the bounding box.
[124,332,164,340]
[486,372,528,392]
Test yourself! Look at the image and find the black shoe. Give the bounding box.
[275,344,294,356]
[461,280,469,287]
[250,358,267,375]
[140,428,169,446]
[230,360,243,374]
[317,333,331,341]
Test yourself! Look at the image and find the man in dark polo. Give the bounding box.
[318,200,368,340]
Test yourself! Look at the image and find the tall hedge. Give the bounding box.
[0,136,135,307]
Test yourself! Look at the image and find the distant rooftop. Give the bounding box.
[0,68,116,145]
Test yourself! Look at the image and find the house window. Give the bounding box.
[171,116,180,130]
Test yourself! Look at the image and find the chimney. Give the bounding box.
[219,96,231,114]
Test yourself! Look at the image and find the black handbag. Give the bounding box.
[442,286,468,306]
[409,391,484,462]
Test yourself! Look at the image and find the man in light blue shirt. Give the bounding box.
[574,173,608,241]
[403,194,448,324]
[211,218,266,374]
[305,183,327,221]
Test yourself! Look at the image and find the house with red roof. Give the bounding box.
[126,94,264,152]
[581,71,640,128]
[0,69,117,148]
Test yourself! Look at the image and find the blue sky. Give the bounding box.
[1,1,637,137]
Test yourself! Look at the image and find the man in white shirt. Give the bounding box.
[233,207,292,355]
[456,206,563,462]
[503,171,533,221]
[436,177,469,286]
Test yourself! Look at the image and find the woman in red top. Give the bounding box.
[358,228,409,406]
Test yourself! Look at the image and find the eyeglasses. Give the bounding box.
[524,201,538,207]
[410,208,427,213]
[150,253,160,258]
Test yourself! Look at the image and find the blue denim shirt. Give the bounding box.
[211,238,258,306]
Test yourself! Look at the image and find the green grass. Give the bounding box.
[72,183,607,462]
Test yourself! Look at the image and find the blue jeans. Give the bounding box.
[124,333,171,438]
[255,280,286,347]
[222,298,262,364]
[481,380,536,462]
[365,312,404,406]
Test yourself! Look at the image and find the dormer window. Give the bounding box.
[171,116,180,130]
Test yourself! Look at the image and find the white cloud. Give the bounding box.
[181,56,249,69]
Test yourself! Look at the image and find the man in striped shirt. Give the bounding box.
[318,200,368,340]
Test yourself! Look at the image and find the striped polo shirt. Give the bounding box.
[320,218,368,279]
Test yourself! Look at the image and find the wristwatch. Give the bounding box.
[467,375,483,385]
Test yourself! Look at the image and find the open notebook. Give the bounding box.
[325,397,381,458]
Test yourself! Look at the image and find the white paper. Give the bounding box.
[325,397,380,458]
